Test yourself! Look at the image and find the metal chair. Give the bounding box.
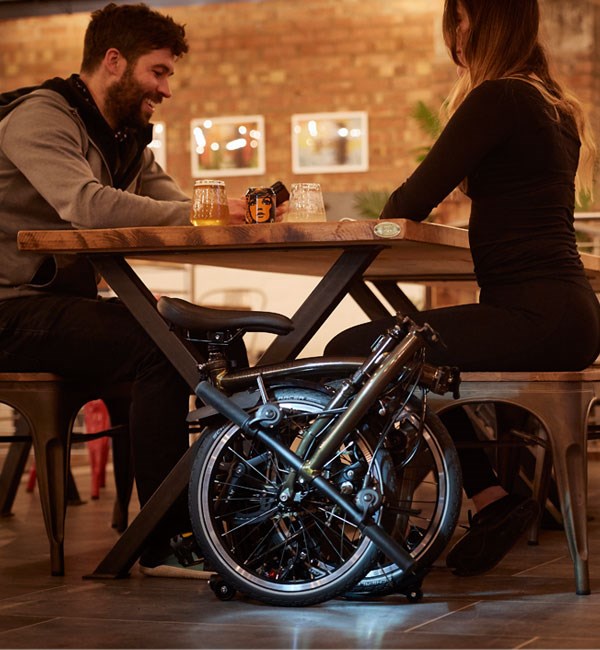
[430,368,600,596]
[0,373,132,575]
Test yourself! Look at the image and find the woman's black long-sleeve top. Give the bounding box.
[381,78,584,289]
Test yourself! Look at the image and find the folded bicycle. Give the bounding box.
[158,297,463,606]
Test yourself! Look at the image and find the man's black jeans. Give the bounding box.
[0,293,191,551]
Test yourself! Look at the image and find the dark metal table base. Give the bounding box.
[86,246,383,578]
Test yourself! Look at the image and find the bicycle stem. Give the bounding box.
[292,325,405,459]
[301,328,426,474]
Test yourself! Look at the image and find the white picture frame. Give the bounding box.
[291,111,369,174]
[190,115,266,177]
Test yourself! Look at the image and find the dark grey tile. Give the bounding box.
[409,597,600,639]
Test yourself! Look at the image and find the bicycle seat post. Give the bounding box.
[197,332,233,385]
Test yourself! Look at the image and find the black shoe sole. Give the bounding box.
[446,498,540,576]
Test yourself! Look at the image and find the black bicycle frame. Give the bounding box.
[193,317,448,574]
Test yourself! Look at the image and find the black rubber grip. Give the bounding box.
[195,381,251,430]
[361,522,416,572]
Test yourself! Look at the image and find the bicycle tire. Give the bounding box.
[189,385,394,606]
[345,407,462,598]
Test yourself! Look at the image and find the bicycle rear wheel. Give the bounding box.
[345,405,462,598]
[189,386,392,606]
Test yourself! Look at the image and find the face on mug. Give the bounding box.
[248,192,274,223]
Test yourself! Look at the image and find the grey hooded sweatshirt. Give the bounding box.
[0,75,190,300]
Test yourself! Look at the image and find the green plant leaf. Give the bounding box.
[352,190,391,219]
[411,100,442,140]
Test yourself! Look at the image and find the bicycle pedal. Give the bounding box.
[170,532,203,567]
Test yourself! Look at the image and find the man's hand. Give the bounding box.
[227,197,247,224]
[275,201,288,222]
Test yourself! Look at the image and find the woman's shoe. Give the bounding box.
[445,494,540,576]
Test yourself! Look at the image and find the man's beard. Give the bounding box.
[105,66,156,131]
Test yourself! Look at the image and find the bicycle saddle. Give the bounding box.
[157,296,294,335]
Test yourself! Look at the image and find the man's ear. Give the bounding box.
[103,48,127,76]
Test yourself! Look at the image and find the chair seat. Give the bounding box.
[459,368,600,382]
[0,372,64,381]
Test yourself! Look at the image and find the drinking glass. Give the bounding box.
[285,183,327,223]
[190,179,230,226]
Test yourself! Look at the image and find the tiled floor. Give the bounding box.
[1,454,600,649]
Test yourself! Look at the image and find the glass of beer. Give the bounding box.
[285,183,327,223]
[190,179,230,226]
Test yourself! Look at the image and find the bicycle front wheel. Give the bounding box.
[189,386,390,606]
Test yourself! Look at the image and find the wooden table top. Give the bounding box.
[17,218,600,287]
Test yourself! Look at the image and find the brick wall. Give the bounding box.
[0,0,597,206]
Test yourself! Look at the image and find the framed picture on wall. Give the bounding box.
[291,111,369,174]
[148,121,167,170]
[190,115,266,177]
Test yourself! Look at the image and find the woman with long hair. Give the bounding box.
[326,0,600,576]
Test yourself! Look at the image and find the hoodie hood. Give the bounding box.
[0,75,153,190]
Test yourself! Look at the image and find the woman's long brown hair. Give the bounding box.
[442,0,596,201]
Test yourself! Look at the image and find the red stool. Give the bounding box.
[26,399,115,500]
[83,399,111,499]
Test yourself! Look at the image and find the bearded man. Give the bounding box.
[0,3,240,578]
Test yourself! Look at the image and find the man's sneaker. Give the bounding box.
[445,494,540,576]
[139,533,214,579]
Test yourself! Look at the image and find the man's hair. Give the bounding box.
[80,2,189,73]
